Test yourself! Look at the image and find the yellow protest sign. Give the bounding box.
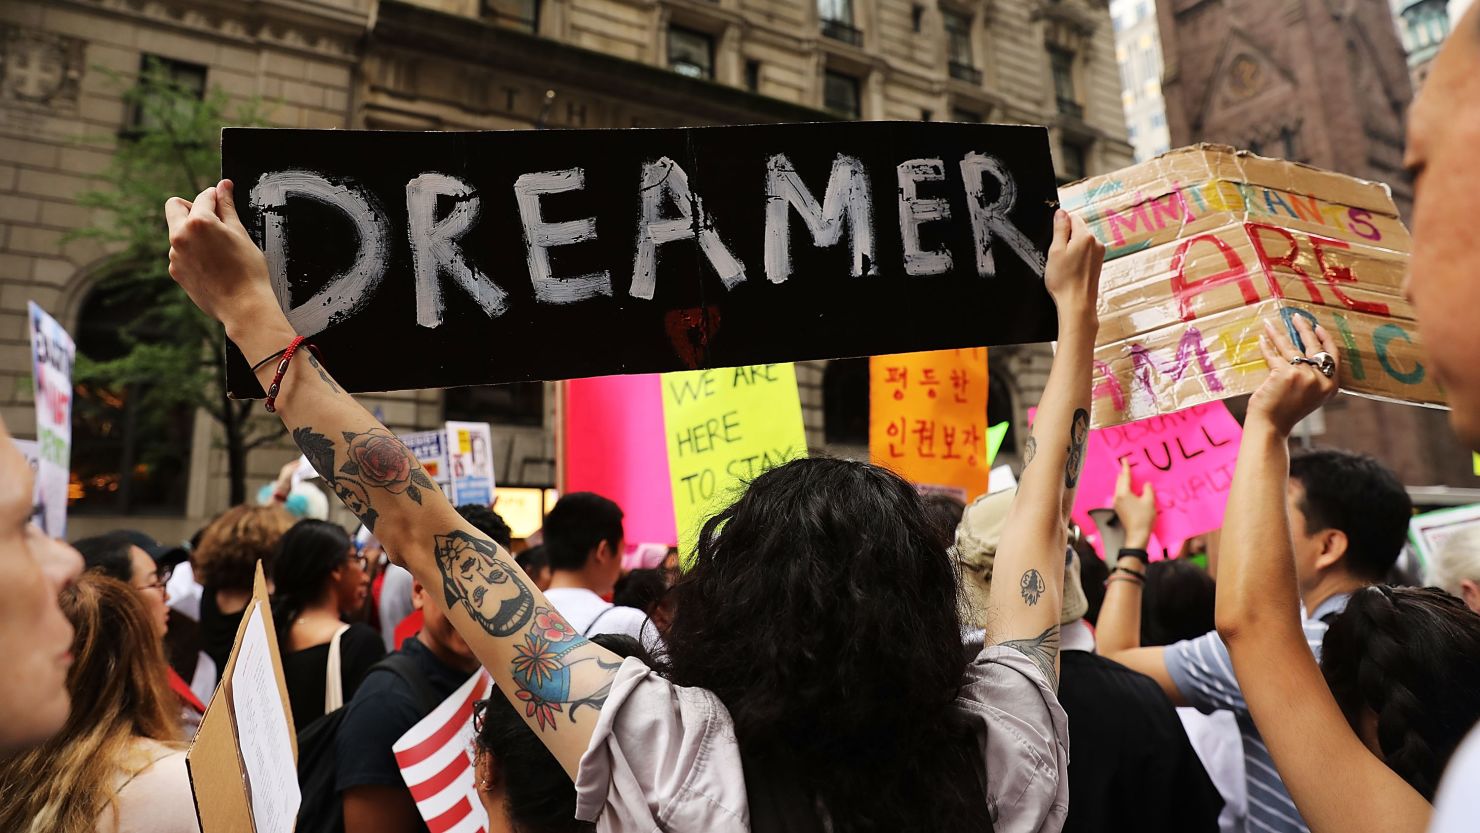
[869,348,990,500]
[662,363,808,559]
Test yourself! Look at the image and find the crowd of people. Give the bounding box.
[3,9,1480,833]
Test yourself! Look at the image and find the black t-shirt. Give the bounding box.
[283,622,386,728]
[335,637,477,799]
[200,586,246,682]
[1058,650,1223,833]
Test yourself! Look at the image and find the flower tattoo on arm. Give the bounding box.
[435,530,621,732]
[290,425,440,533]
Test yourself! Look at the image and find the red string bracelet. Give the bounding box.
[264,336,308,413]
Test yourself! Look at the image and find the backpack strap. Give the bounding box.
[582,605,618,636]
[366,652,443,713]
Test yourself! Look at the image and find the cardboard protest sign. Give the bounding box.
[661,363,808,558]
[446,421,496,506]
[870,348,990,501]
[28,303,74,537]
[188,564,298,833]
[563,375,677,547]
[1060,145,1442,428]
[1410,503,1480,577]
[221,122,1060,396]
[394,670,492,833]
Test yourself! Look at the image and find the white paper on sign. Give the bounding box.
[393,669,492,833]
[231,605,301,833]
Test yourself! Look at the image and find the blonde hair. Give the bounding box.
[194,503,293,590]
[1431,526,1480,597]
[0,573,183,833]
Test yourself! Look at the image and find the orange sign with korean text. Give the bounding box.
[869,348,989,500]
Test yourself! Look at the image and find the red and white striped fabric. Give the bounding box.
[393,669,493,833]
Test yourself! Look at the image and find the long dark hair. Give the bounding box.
[1321,585,1480,799]
[658,457,988,831]
[271,519,351,643]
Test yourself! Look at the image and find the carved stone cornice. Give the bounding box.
[1030,0,1099,53]
[62,0,370,63]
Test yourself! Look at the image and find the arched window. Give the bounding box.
[444,382,545,426]
[70,284,192,515]
[822,357,869,445]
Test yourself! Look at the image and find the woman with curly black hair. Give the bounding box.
[164,179,1104,832]
[1213,315,1480,833]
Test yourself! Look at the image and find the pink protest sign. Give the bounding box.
[1071,402,1242,559]
[563,376,678,547]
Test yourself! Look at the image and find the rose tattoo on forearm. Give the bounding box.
[292,425,440,533]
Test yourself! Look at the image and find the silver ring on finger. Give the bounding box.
[1310,351,1336,378]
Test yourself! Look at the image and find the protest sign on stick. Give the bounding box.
[870,348,989,501]
[661,363,808,558]
[1061,145,1442,428]
[222,121,1060,396]
[28,302,74,537]
[187,563,298,833]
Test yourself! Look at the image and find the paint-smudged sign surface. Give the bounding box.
[1061,144,1443,428]
[222,122,1060,396]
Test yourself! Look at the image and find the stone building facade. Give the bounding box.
[0,0,1131,541]
[1157,0,1475,489]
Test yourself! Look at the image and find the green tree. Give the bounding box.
[70,60,278,508]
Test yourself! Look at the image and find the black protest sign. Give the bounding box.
[221,121,1060,396]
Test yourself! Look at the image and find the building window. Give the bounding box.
[823,358,869,446]
[129,55,206,133]
[1050,47,1083,118]
[444,383,545,427]
[668,27,714,79]
[824,70,861,118]
[745,59,761,92]
[951,107,981,123]
[71,282,192,515]
[921,108,932,121]
[911,4,925,32]
[819,0,862,45]
[1057,140,1088,183]
[944,10,981,84]
[482,0,539,32]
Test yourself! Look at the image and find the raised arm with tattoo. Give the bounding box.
[985,209,1102,689]
[1217,317,1430,833]
[163,181,618,777]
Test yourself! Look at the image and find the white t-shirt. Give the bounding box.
[1429,724,1480,833]
[544,587,652,642]
[1179,707,1248,833]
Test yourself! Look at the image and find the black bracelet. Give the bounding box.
[250,347,288,373]
[1117,547,1150,565]
[1108,565,1147,583]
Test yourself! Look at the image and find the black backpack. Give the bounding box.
[294,652,442,833]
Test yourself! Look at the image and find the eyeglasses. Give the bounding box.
[351,552,369,571]
[137,566,172,593]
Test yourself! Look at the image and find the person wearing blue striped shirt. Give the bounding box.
[1094,423,1411,833]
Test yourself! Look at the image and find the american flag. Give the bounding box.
[393,670,493,833]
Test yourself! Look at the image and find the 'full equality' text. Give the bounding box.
[248,151,1044,339]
